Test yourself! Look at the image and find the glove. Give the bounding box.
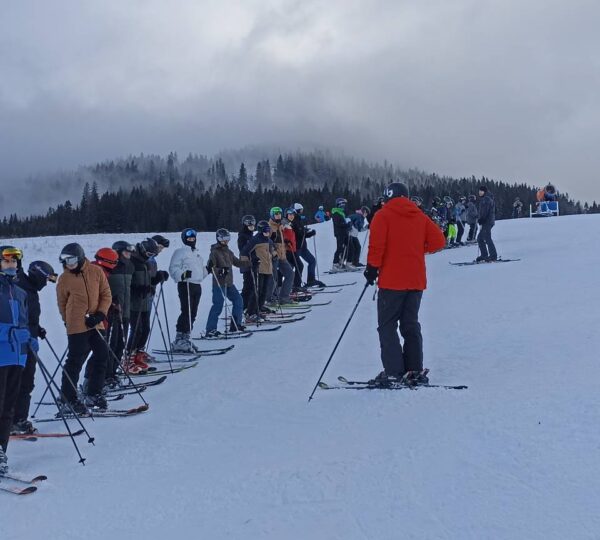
[156,270,169,283]
[38,326,47,340]
[364,264,379,286]
[284,239,291,246]
[217,268,229,278]
[85,312,107,328]
[29,337,39,353]
[477,219,483,225]
[182,270,192,281]
[111,302,122,313]
[305,229,316,238]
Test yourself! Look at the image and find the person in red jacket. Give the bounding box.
[364,182,446,383]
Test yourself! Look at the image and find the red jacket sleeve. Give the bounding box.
[424,217,446,253]
[367,212,387,268]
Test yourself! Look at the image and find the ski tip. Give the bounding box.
[317,382,331,389]
[337,376,349,384]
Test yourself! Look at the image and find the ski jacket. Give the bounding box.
[108,256,133,317]
[367,197,446,291]
[237,227,255,273]
[128,252,152,313]
[314,209,326,222]
[15,271,43,339]
[0,272,30,367]
[169,246,208,285]
[291,214,315,250]
[268,219,287,260]
[56,259,112,335]
[283,224,297,253]
[240,234,276,275]
[208,242,247,287]
[331,208,351,238]
[367,203,383,224]
[454,203,466,223]
[466,202,478,225]
[478,192,496,227]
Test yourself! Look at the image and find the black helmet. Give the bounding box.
[137,238,159,259]
[242,215,256,227]
[29,260,57,282]
[112,240,135,254]
[181,228,197,244]
[216,228,231,242]
[443,195,454,205]
[384,182,409,201]
[468,194,476,202]
[59,243,85,267]
[433,196,442,205]
[151,234,170,248]
[257,220,271,234]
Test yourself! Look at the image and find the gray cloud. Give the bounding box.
[1,0,600,203]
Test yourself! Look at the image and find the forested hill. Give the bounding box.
[0,149,592,237]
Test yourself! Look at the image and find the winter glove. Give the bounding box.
[29,337,40,353]
[38,326,47,340]
[217,267,229,278]
[182,270,192,281]
[155,270,169,283]
[111,302,122,313]
[85,312,107,328]
[364,264,379,286]
[284,239,292,246]
[305,229,316,238]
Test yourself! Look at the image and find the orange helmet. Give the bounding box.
[94,248,119,270]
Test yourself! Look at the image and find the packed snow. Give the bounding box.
[2,214,600,540]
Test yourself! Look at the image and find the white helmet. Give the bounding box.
[293,203,304,212]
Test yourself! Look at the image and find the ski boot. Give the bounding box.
[171,332,196,353]
[83,393,108,412]
[367,371,402,387]
[229,319,245,332]
[0,448,8,475]
[475,255,488,263]
[306,279,326,288]
[205,329,222,338]
[10,419,37,436]
[137,350,156,363]
[58,398,88,416]
[245,314,265,323]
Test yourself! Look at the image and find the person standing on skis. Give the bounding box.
[364,183,446,384]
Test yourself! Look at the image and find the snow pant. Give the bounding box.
[176,281,202,334]
[247,273,270,315]
[377,289,424,376]
[13,349,36,423]
[206,283,243,332]
[477,223,497,259]
[128,310,150,352]
[241,271,254,311]
[288,252,304,288]
[0,365,23,451]
[61,330,108,402]
[107,316,127,377]
[333,235,348,264]
[347,236,361,266]
[297,244,316,283]
[267,258,294,303]
[467,223,477,241]
[457,221,465,243]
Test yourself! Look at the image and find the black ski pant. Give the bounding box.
[347,236,361,266]
[456,221,465,243]
[288,252,304,288]
[13,349,36,423]
[176,281,202,334]
[62,330,108,402]
[377,289,424,376]
[107,316,127,377]
[241,272,254,311]
[477,223,497,259]
[0,365,23,452]
[467,223,477,242]
[247,273,269,316]
[333,235,348,264]
[128,310,150,352]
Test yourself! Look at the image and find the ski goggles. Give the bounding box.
[184,229,197,238]
[122,244,135,253]
[59,254,79,266]
[1,247,23,261]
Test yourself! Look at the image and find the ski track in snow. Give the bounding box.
[2,215,600,539]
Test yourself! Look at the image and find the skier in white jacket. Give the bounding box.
[168,228,208,352]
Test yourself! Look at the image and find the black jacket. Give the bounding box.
[478,192,496,227]
[291,215,315,250]
[15,271,42,338]
[238,226,255,273]
[108,257,134,317]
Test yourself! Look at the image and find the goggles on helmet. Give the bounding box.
[1,246,23,261]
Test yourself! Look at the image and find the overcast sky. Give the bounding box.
[1,0,599,202]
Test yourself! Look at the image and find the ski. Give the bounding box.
[127,363,197,377]
[240,325,282,332]
[305,288,342,294]
[37,393,125,406]
[307,281,356,288]
[318,381,411,391]
[35,404,150,423]
[193,332,252,341]
[0,484,37,495]
[11,429,86,441]
[103,385,147,396]
[280,300,331,308]
[449,258,521,267]
[108,375,167,391]
[0,473,47,485]
[150,356,204,364]
[336,375,467,390]
[245,317,303,326]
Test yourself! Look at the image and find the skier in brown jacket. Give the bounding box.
[56,243,112,413]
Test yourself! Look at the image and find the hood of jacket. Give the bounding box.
[380,196,422,218]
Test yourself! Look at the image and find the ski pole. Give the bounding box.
[312,235,320,282]
[151,291,174,372]
[186,281,193,335]
[211,268,237,335]
[308,283,369,402]
[159,283,174,354]
[359,229,370,264]
[31,344,68,418]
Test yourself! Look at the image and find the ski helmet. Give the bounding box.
[137,238,159,259]
[0,245,23,262]
[443,195,454,205]
[335,197,347,208]
[242,215,256,227]
[216,228,231,242]
[459,195,466,203]
[181,228,197,245]
[410,196,423,205]
[28,260,57,283]
[318,205,324,211]
[151,234,170,248]
[433,196,442,205]
[361,205,371,214]
[468,194,476,202]
[384,182,409,201]
[293,203,304,212]
[59,243,85,267]
[257,220,271,234]
[285,207,297,216]
[94,248,119,270]
[112,240,135,254]
[269,207,283,219]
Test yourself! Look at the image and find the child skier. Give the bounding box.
[267,207,295,305]
[331,197,352,271]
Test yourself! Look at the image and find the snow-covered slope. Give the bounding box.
[3,215,600,540]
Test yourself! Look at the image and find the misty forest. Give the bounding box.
[0,149,594,237]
